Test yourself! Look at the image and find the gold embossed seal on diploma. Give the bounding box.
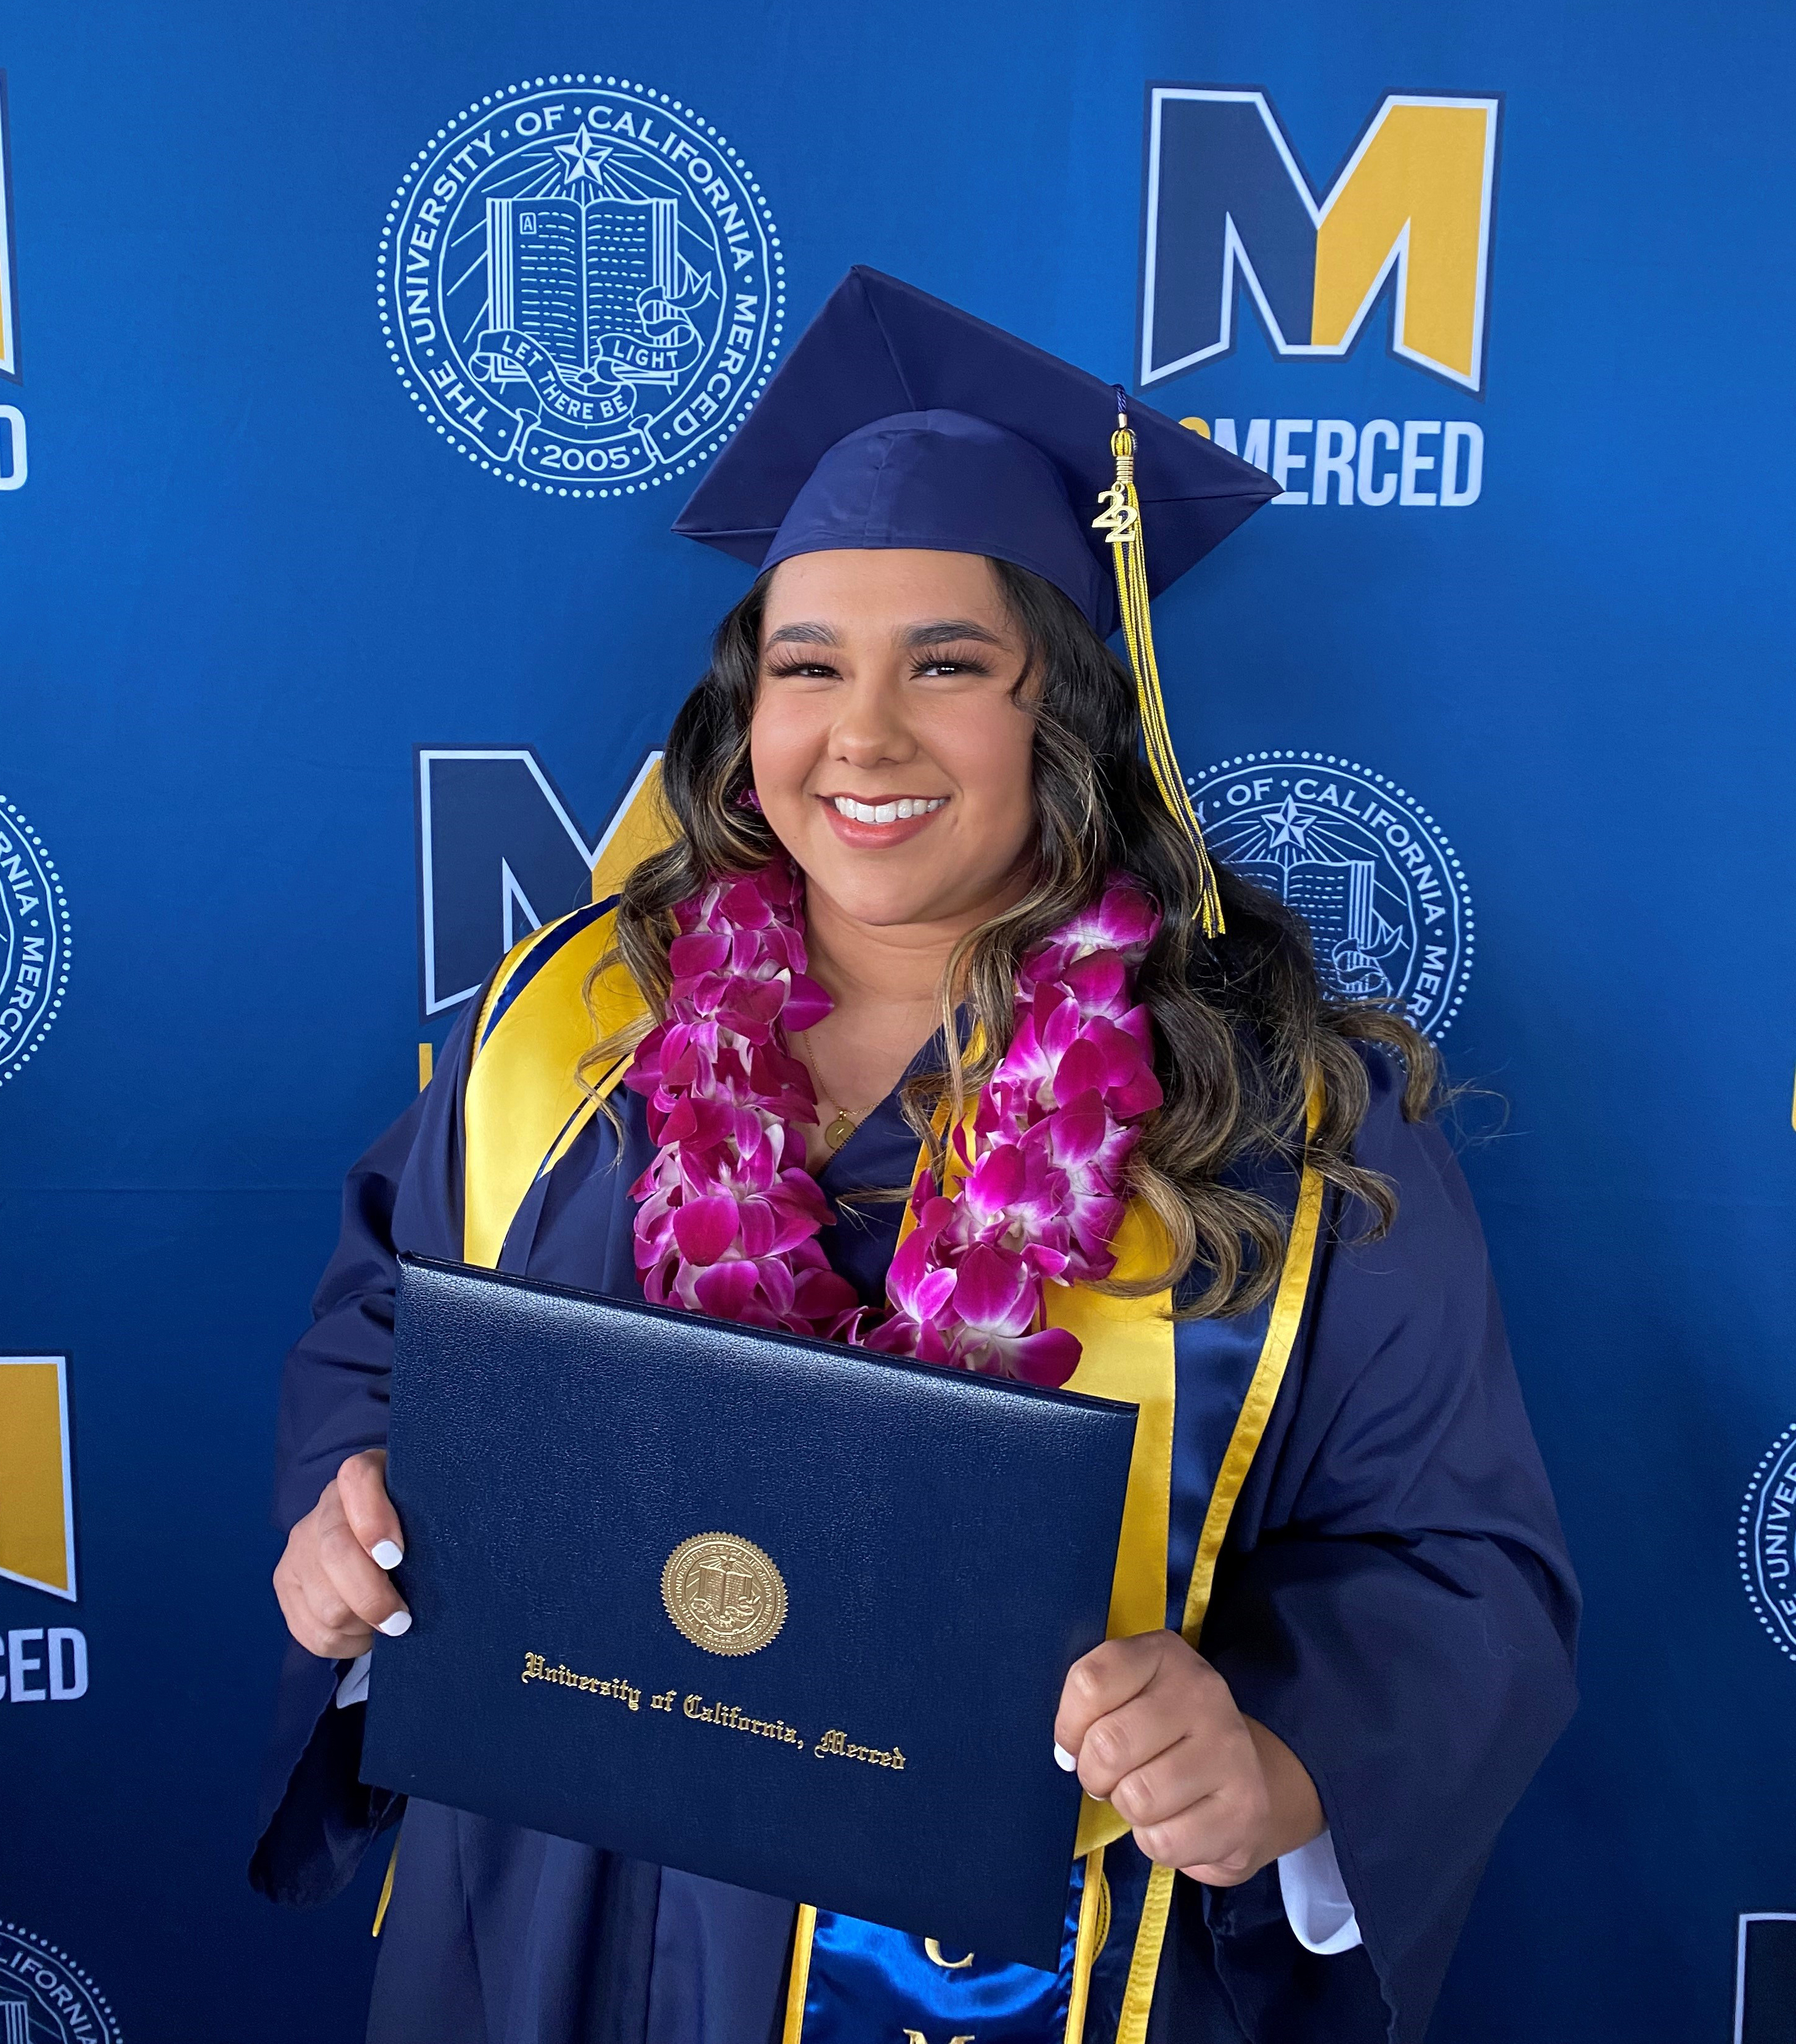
[661,1532,787,1657]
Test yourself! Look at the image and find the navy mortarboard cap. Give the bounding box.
[674,267,1280,934]
[674,266,1275,640]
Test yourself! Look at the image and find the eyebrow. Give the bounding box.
[764,621,840,649]
[762,617,1010,652]
[902,618,1008,649]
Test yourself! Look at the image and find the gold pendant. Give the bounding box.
[823,1110,857,1152]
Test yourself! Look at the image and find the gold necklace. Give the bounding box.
[805,1060,872,1152]
[821,1104,863,1153]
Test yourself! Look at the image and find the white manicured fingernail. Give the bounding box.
[376,1610,412,1637]
[1053,1741,1077,1772]
[370,1540,404,1571]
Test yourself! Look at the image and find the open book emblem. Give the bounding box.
[662,1531,787,1657]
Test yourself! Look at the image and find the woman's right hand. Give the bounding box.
[273,1448,412,1658]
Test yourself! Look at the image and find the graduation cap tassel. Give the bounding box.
[1093,389,1227,939]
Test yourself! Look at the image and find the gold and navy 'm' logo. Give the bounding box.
[416,748,667,1020]
[0,1355,76,1600]
[0,70,17,383]
[1139,88,1500,394]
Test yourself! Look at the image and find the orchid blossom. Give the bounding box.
[625,861,1161,1387]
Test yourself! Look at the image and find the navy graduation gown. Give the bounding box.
[251,1017,1577,2044]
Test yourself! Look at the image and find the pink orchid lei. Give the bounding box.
[624,860,1163,1388]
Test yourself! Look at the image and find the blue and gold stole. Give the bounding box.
[461,904,1326,2044]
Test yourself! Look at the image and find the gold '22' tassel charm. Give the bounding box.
[1092,388,1227,939]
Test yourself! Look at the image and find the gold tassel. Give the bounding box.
[1092,388,1226,939]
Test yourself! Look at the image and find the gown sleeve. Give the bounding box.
[1182,1043,1580,2044]
[249,1004,475,1908]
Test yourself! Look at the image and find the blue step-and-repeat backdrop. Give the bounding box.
[2,2,1792,2038]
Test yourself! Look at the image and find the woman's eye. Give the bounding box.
[766,661,839,680]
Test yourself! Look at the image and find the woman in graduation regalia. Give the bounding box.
[251,269,1578,2044]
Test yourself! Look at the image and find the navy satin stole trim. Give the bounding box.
[477,897,617,1053]
[1164,1298,1277,1633]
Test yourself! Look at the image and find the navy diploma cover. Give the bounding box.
[360,1256,1138,1970]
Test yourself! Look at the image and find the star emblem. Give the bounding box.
[1264,793,1314,853]
[553,127,614,187]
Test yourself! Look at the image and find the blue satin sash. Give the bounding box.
[795,1872,1086,2044]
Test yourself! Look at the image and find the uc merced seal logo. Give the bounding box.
[1741,1422,1796,1664]
[381,75,782,497]
[1190,751,1473,1037]
[0,1920,123,2043]
[0,796,71,1085]
[662,1531,787,1658]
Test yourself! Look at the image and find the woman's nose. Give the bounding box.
[831,673,917,767]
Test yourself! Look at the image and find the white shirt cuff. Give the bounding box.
[1276,1830,1362,1953]
[334,1650,372,1709]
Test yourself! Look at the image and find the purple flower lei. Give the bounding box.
[624,861,1164,1388]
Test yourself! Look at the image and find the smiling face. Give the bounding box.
[749,549,1039,932]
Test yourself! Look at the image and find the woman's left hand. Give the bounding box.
[1053,1631,1324,1883]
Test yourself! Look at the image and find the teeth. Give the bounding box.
[832,796,946,824]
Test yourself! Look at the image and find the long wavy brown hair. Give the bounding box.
[583,558,1437,1316]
